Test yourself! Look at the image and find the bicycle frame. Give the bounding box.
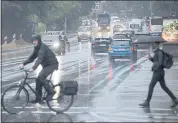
[2,68,75,114]
[17,71,55,98]
[17,76,38,97]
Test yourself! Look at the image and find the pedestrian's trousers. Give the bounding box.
[146,70,176,102]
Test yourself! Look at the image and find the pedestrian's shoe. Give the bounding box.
[171,99,178,108]
[139,101,150,107]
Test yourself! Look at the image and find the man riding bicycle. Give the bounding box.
[20,34,59,104]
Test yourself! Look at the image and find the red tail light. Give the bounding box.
[130,47,134,51]
[108,47,112,51]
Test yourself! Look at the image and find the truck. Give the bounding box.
[149,16,163,36]
[97,14,111,32]
[128,19,142,35]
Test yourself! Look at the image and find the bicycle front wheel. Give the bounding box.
[1,85,29,114]
[47,85,74,113]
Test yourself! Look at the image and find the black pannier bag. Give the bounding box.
[60,81,78,95]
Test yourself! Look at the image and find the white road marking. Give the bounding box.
[31,111,82,114]
[89,112,117,122]
[8,106,173,111]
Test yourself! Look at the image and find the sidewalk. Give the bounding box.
[90,59,178,122]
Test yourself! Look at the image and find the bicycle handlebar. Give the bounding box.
[19,68,31,76]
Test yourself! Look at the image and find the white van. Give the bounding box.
[149,17,163,36]
[129,19,142,34]
[42,31,61,45]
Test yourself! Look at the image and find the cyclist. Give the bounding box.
[20,34,59,104]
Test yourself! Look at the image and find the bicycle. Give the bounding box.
[1,68,76,114]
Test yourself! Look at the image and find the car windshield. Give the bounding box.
[122,31,133,34]
[98,18,109,24]
[113,34,128,39]
[112,40,130,46]
[114,25,122,28]
[78,28,90,32]
[151,18,163,25]
[95,38,110,42]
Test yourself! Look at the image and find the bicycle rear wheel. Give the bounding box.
[47,84,74,113]
[1,85,29,114]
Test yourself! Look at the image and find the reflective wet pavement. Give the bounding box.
[1,35,178,122]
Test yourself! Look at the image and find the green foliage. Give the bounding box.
[2,1,95,32]
[36,22,46,35]
[103,1,178,17]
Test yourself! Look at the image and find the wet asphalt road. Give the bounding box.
[1,35,154,122]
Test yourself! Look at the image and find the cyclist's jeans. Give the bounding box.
[35,64,58,100]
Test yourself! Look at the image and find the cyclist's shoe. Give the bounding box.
[46,92,58,101]
[43,83,56,101]
[29,99,38,104]
[29,97,45,104]
[53,93,59,99]
[38,100,45,104]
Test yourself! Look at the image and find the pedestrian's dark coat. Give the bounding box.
[149,48,164,72]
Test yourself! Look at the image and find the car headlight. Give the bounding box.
[78,33,81,35]
[98,27,101,30]
[107,26,110,29]
[87,32,91,35]
[53,42,60,47]
[97,32,101,37]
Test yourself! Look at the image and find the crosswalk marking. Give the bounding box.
[2,106,176,111]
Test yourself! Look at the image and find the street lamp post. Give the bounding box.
[64,17,67,35]
[149,0,153,17]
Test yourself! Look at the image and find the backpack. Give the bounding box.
[161,50,174,69]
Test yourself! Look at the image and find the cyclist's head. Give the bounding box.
[30,34,42,47]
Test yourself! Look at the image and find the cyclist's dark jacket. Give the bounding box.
[23,39,58,70]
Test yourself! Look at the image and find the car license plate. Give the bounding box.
[100,44,106,46]
[118,49,126,51]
